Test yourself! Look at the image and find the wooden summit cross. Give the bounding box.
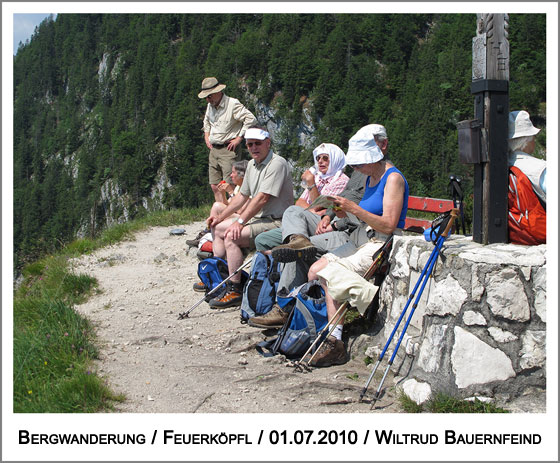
[469,13,510,244]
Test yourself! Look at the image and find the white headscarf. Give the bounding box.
[312,143,347,181]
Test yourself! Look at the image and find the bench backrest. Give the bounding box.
[404,196,455,233]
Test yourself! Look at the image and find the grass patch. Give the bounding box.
[397,390,509,413]
[13,206,209,412]
[398,390,424,413]
[426,393,509,413]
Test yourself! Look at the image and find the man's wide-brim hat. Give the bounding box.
[198,77,226,98]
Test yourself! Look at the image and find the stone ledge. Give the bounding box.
[362,235,547,409]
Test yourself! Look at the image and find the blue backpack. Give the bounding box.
[256,280,329,359]
[240,252,281,321]
[197,257,230,299]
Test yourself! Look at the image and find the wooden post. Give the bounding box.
[471,14,510,244]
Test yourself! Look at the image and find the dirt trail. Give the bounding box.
[71,221,402,413]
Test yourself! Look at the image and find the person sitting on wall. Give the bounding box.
[306,124,409,368]
[248,125,387,330]
[205,127,294,309]
[507,110,546,205]
[251,142,351,253]
[189,160,249,268]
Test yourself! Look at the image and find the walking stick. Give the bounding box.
[449,175,466,235]
[293,235,394,372]
[360,209,458,405]
[177,258,253,319]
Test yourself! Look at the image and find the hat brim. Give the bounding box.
[198,84,226,98]
[345,149,383,166]
[510,126,541,139]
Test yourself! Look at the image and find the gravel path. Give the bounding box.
[71,221,402,414]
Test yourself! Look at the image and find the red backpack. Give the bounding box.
[508,166,546,245]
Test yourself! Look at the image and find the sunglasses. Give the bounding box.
[246,141,263,148]
[351,164,366,169]
[315,154,329,162]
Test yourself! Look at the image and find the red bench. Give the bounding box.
[404,196,455,233]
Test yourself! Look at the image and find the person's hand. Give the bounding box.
[207,215,221,228]
[217,180,228,192]
[224,221,243,241]
[204,133,213,150]
[315,215,333,235]
[301,169,316,187]
[327,195,353,218]
[227,137,242,151]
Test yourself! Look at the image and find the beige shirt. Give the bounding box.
[240,151,294,219]
[202,94,256,144]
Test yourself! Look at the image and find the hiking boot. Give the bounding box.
[248,305,289,329]
[208,283,243,309]
[309,336,347,367]
[193,281,207,293]
[271,234,317,263]
[186,228,210,248]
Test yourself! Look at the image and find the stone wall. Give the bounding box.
[362,235,546,405]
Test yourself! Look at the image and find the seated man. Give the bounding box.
[206,128,294,308]
[253,141,356,253]
[307,124,409,367]
[248,125,390,329]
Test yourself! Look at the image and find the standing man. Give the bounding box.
[199,77,257,202]
[206,128,294,309]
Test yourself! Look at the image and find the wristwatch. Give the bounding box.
[306,184,316,191]
[236,217,244,225]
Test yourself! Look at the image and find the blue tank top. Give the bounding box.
[358,166,409,229]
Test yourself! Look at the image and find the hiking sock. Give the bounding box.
[229,281,243,293]
[332,324,343,340]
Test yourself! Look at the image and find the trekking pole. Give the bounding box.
[366,209,457,406]
[177,258,253,319]
[358,244,440,402]
[294,301,350,372]
[449,176,466,235]
[294,235,394,371]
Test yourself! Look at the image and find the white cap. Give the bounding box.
[345,124,386,165]
[508,110,540,139]
[244,128,270,140]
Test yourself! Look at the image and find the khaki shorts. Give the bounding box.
[208,145,242,185]
[246,217,283,244]
[323,239,385,276]
[323,229,401,275]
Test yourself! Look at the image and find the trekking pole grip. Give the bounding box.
[443,208,459,237]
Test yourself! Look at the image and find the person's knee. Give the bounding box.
[213,221,229,239]
[210,202,226,215]
[254,233,269,252]
[308,257,328,280]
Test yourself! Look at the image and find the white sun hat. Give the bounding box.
[345,124,386,165]
[508,110,541,139]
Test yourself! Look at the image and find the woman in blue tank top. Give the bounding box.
[307,124,409,367]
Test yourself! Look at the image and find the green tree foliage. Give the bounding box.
[13,13,546,269]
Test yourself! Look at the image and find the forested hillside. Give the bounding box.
[13,13,546,269]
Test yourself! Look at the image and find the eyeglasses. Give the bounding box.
[246,141,263,148]
[351,164,366,169]
[315,154,329,162]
